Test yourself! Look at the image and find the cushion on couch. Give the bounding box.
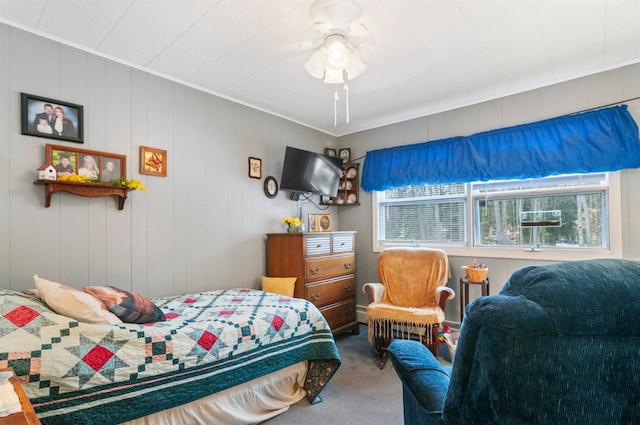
[83,286,166,324]
[33,275,122,324]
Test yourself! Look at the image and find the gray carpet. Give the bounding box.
[263,324,404,424]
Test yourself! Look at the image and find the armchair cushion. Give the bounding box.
[388,340,451,410]
[377,247,450,307]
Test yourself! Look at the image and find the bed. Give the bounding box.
[0,286,341,424]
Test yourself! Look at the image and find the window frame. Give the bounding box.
[371,172,622,261]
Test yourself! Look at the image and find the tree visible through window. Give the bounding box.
[375,173,609,250]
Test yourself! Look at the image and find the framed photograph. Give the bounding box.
[325,148,337,157]
[249,157,262,179]
[45,144,126,182]
[339,148,351,163]
[318,213,332,232]
[21,93,84,143]
[308,214,319,232]
[140,146,167,177]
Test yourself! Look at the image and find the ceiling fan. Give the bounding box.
[299,0,371,124]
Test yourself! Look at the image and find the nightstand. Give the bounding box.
[0,368,41,425]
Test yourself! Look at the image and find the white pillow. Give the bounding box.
[33,275,122,325]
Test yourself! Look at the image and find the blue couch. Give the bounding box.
[387,258,640,425]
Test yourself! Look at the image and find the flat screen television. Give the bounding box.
[280,146,343,197]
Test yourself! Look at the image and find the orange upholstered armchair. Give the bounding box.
[363,247,455,369]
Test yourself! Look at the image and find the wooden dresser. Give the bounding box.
[266,231,359,336]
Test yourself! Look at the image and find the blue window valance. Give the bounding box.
[361,105,640,192]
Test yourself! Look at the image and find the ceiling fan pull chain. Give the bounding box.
[344,73,350,123]
[334,84,340,126]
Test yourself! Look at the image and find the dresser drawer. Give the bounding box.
[306,275,355,307]
[332,234,354,253]
[305,236,331,256]
[305,254,355,282]
[320,299,357,330]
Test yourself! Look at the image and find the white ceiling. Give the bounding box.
[2,0,640,136]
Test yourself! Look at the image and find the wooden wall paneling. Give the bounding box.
[184,88,208,294]
[130,69,149,296]
[204,95,232,291]
[171,84,188,296]
[0,24,11,287]
[10,30,63,288]
[145,75,175,298]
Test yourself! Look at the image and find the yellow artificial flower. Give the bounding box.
[58,174,97,183]
[282,217,302,227]
[113,177,147,192]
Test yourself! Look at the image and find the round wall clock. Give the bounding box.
[264,176,278,198]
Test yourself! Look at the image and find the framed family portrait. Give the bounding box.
[308,213,332,232]
[21,93,84,143]
[45,144,126,182]
[140,146,167,177]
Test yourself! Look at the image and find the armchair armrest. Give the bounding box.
[362,282,385,304]
[387,339,451,425]
[435,286,455,311]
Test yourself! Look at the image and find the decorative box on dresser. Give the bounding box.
[266,231,359,336]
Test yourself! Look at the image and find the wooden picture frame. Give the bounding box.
[308,214,319,232]
[140,146,167,177]
[318,213,332,232]
[45,144,126,182]
[248,157,262,179]
[21,93,84,143]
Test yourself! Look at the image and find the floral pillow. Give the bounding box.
[33,275,122,325]
[83,286,166,324]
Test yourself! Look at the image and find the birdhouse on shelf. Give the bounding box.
[37,164,57,180]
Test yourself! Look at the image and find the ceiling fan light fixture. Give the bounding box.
[324,67,345,84]
[304,49,327,79]
[345,53,366,79]
[302,0,369,125]
[325,34,349,69]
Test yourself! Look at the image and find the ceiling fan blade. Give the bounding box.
[300,27,323,50]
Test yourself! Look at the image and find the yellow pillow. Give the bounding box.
[261,277,297,297]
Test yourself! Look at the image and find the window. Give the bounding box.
[377,184,467,244]
[373,172,619,260]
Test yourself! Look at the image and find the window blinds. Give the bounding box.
[361,105,640,192]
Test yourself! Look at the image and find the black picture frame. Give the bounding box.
[21,93,84,143]
[325,148,337,157]
[264,176,278,198]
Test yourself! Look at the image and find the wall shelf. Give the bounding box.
[34,180,131,210]
[320,162,360,206]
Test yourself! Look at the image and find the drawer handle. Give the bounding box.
[345,309,354,316]
[310,267,320,274]
[344,262,352,269]
[310,292,321,300]
[344,285,353,292]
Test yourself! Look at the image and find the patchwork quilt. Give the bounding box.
[0,288,341,424]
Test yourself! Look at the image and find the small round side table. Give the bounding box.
[459,277,490,322]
